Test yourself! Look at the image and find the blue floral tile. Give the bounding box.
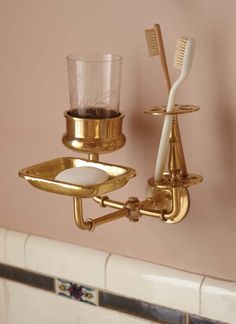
[55,278,98,306]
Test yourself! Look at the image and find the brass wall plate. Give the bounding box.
[19,157,136,198]
[144,184,190,224]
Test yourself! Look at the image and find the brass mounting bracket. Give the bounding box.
[73,186,190,231]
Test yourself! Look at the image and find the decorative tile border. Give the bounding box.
[55,278,98,305]
[0,263,226,324]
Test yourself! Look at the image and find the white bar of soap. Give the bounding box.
[55,166,109,186]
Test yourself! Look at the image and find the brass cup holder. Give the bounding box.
[62,109,126,155]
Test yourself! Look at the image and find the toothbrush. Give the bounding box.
[145,24,172,198]
[145,25,188,179]
[154,37,195,182]
[145,24,171,92]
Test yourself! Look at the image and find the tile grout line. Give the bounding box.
[23,234,31,270]
[3,229,9,262]
[185,313,189,324]
[3,278,9,323]
[0,227,8,321]
[199,276,206,316]
[104,252,112,291]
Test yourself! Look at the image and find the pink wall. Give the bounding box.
[1,0,236,281]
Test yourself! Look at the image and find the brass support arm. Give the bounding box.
[93,196,125,209]
[92,186,188,224]
[73,197,129,231]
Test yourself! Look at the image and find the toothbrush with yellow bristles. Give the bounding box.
[145,24,171,92]
[154,37,195,181]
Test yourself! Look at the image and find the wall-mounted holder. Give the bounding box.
[19,104,203,231]
[19,53,202,231]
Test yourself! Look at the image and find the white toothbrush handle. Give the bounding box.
[154,81,179,182]
[154,38,195,182]
[154,114,174,181]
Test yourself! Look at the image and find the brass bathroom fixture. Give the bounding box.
[19,104,203,231]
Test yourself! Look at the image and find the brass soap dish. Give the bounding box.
[19,157,136,198]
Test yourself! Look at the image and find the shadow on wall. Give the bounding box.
[127,106,162,175]
[207,24,236,196]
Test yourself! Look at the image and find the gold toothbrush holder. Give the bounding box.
[143,104,203,223]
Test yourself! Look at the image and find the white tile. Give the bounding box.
[25,235,109,289]
[201,277,236,323]
[5,230,29,268]
[0,227,7,263]
[78,302,153,324]
[5,280,79,324]
[0,279,6,324]
[106,254,203,314]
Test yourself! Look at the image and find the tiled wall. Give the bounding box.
[0,227,235,324]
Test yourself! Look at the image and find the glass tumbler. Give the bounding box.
[67,53,122,119]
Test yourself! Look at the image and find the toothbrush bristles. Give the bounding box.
[145,28,159,56]
[174,37,188,69]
